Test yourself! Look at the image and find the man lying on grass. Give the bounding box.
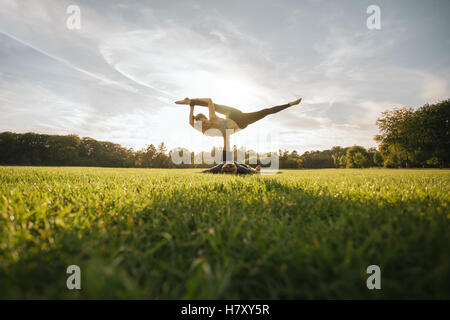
[202,161,262,174]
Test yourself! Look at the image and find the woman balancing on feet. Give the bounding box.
[175,96,302,142]
[175,97,302,173]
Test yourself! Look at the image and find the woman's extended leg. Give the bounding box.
[177,97,301,127]
[233,98,302,128]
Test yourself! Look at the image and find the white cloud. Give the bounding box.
[420,73,448,102]
[0,0,448,154]
[98,25,281,108]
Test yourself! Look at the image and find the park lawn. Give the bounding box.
[0,166,448,299]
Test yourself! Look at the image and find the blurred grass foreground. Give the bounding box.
[0,166,448,299]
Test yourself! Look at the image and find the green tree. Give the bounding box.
[153,142,170,167]
[345,146,370,168]
[373,151,384,167]
[375,99,449,167]
[330,146,346,168]
[142,144,157,167]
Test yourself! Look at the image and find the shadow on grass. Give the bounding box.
[1,179,448,299]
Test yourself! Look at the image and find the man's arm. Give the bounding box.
[202,163,224,174]
[189,104,195,127]
[235,163,253,174]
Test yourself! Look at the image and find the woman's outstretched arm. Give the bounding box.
[189,98,218,119]
[177,97,217,121]
[189,104,195,127]
[205,98,217,120]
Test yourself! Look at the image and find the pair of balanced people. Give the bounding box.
[175,97,302,174]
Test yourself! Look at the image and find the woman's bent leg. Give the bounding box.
[189,99,243,118]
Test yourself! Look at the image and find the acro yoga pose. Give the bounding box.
[175,97,302,147]
[176,97,301,167]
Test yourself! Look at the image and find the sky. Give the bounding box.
[0,0,449,153]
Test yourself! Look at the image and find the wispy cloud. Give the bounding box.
[0,0,449,152]
[0,31,138,93]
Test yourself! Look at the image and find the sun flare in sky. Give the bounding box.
[0,0,449,153]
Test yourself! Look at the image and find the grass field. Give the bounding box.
[0,166,449,299]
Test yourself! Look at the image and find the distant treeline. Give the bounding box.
[0,99,448,168]
[280,99,449,168]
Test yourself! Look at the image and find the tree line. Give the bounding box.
[0,99,448,168]
[375,99,449,168]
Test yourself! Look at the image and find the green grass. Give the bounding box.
[0,166,449,299]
